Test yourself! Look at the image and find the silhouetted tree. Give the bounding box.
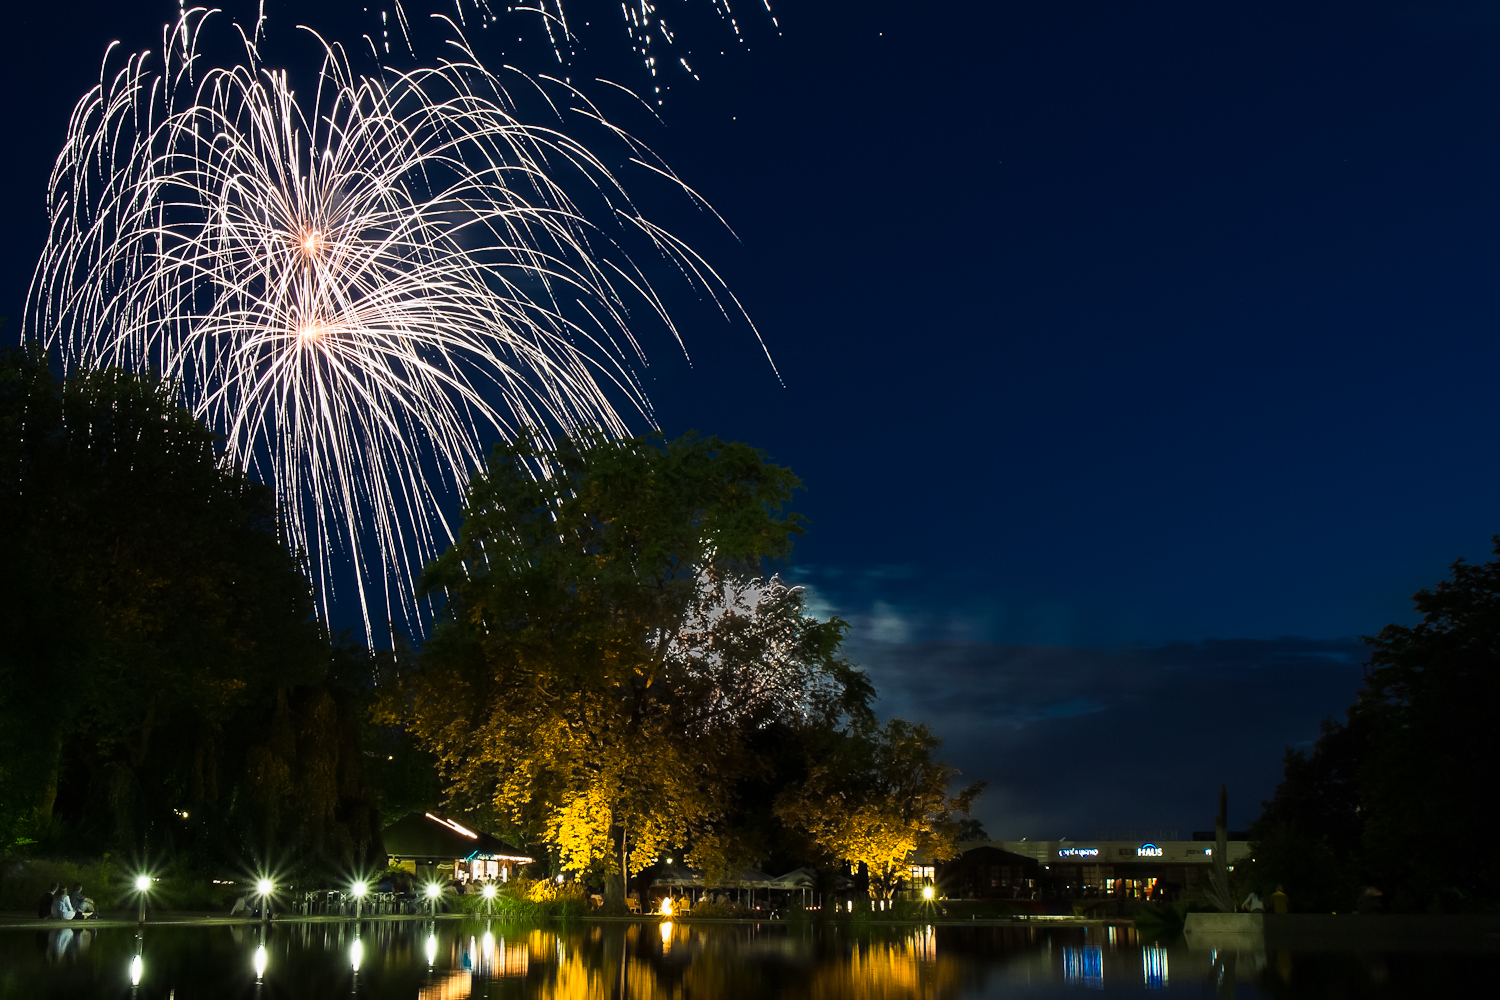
[1251,538,1500,913]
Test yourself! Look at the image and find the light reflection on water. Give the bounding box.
[0,918,1490,998]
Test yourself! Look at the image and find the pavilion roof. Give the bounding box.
[382,812,533,864]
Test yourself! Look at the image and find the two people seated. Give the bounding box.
[38,882,96,920]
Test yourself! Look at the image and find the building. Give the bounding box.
[943,839,1251,902]
[382,812,534,885]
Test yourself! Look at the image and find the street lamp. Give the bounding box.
[350,880,368,920]
[425,881,441,918]
[256,879,274,923]
[921,885,935,901]
[133,875,153,924]
[482,882,497,916]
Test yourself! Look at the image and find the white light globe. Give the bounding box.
[426,883,442,898]
[257,879,274,896]
[482,884,498,899]
[134,875,152,893]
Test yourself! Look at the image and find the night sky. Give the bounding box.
[5,1,1499,840]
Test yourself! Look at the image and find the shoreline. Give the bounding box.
[0,911,1125,932]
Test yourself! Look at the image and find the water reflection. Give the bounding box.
[1,919,1495,998]
[1143,944,1169,989]
[1063,945,1104,989]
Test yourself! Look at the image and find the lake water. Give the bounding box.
[0,919,1490,998]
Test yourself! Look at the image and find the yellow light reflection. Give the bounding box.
[253,944,267,979]
[418,970,472,1000]
[350,938,363,973]
[425,933,438,967]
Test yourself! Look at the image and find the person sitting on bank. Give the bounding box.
[69,883,97,919]
[50,884,78,921]
[1270,885,1289,914]
[38,883,60,919]
[1241,891,1264,912]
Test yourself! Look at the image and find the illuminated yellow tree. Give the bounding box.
[380,432,869,900]
[775,720,983,898]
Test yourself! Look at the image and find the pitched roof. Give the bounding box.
[382,812,533,863]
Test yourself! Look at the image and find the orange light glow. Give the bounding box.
[659,896,674,916]
[301,229,323,256]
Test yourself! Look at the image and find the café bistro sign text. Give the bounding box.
[1055,844,1166,858]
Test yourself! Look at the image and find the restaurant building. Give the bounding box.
[940,838,1251,901]
[382,812,534,885]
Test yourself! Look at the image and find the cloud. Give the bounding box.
[847,636,1368,840]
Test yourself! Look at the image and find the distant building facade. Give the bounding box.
[939,839,1251,902]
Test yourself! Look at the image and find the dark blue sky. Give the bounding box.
[5,0,1499,838]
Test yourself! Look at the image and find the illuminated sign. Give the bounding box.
[1136,844,1163,857]
[1057,848,1099,858]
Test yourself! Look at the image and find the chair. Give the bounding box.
[675,897,691,916]
[625,897,641,914]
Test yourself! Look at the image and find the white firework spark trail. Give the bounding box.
[377,0,776,86]
[27,9,771,645]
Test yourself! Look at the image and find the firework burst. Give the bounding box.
[27,9,768,643]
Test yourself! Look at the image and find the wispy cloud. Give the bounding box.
[848,636,1367,840]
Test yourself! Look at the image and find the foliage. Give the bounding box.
[0,347,377,873]
[1252,538,1500,912]
[774,719,983,898]
[0,856,118,913]
[381,432,872,894]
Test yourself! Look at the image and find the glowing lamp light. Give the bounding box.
[425,883,442,899]
[921,886,935,901]
[349,939,363,973]
[660,920,673,944]
[659,897,674,916]
[134,875,152,893]
[425,933,438,967]
[482,884,498,900]
[256,879,274,896]
[351,881,368,899]
[129,954,143,986]
[253,944,268,979]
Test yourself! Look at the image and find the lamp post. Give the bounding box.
[133,875,152,924]
[425,881,442,919]
[256,878,274,924]
[482,882,497,917]
[350,880,368,921]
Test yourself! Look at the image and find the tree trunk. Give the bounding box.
[36,728,65,828]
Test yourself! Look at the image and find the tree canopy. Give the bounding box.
[0,347,380,871]
[1250,538,1500,912]
[381,432,878,893]
[775,719,983,898]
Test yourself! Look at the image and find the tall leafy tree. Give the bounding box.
[0,347,375,867]
[1252,539,1500,912]
[382,432,869,897]
[775,719,983,898]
